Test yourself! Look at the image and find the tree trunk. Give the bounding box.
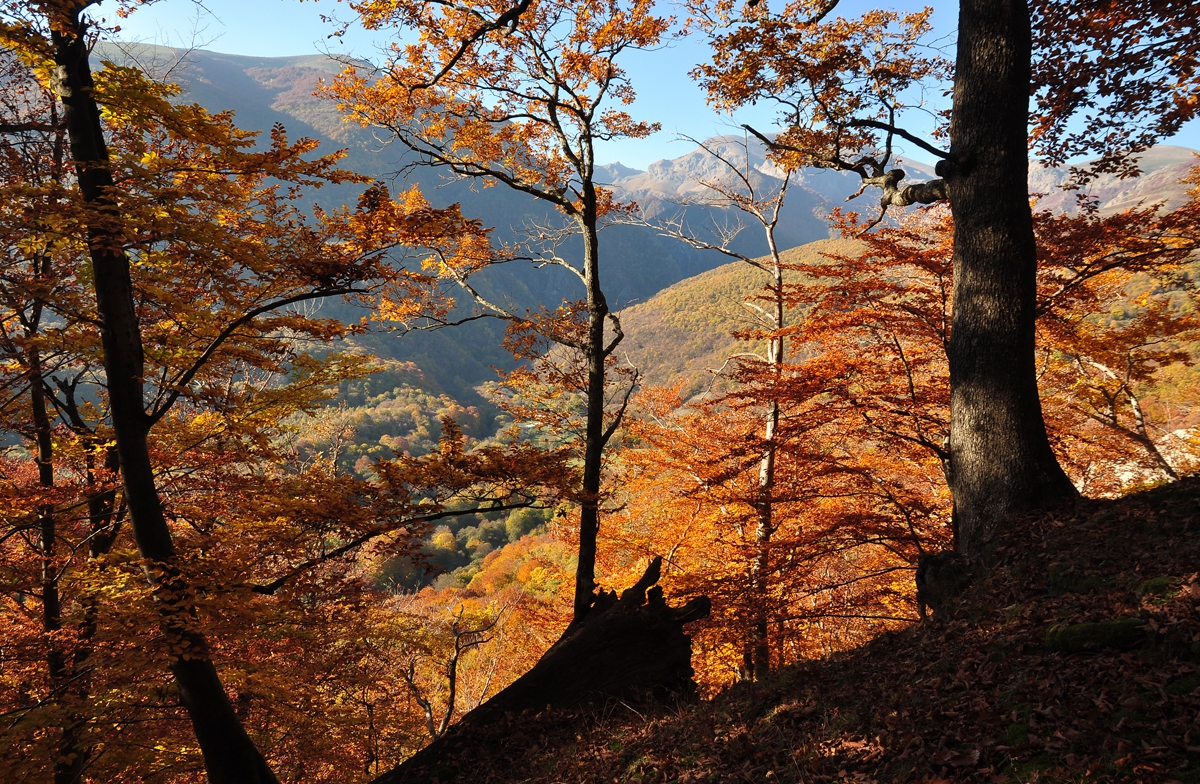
[749,249,784,680]
[28,343,88,784]
[49,10,277,783]
[574,183,608,623]
[945,0,1077,558]
[376,558,709,784]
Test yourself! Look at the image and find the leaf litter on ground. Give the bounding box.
[410,477,1200,783]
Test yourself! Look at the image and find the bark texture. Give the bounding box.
[377,558,710,784]
[870,168,949,208]
[945,0,1077,558]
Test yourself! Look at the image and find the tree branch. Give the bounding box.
[844,119,948,159]
[249,499,539,595]
[407,0,536,92]
[147,286,363,427]
[0,121,57,134]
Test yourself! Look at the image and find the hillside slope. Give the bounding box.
[398,477,1200,783]
[618,239,862,399]
[89,44,1200,412]
[92,43,761,400]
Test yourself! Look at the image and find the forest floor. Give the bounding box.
[423,477,1200,783]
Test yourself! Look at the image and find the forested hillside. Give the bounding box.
[617,239,861,398]
[392,478,1200,783]
[81,42,1200,433]
[90,44,854,414]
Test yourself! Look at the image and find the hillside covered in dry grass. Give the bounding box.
[617,239,861,400]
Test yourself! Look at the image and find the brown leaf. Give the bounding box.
[947,748,980,767]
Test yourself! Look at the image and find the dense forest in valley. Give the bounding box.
[1,0,1199,782]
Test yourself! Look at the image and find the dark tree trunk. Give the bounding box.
[376,558,709,783]
[49,10,278,783]
[29,344,88,784]
[573,182,609,624]
[945,0,1077,557]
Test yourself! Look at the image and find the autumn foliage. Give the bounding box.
[596,185,1200,690]
[1,0,1200,780]
[0,41,567,780]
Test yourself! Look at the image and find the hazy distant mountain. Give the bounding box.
[90,44,858,402]
[1031,146,1198,213]
[96,44,870,259]
[599,137,863,208]
[595,137,935,258]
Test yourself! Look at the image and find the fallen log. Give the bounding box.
[373,557,710,783]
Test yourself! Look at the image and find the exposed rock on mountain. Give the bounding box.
[596,137,928,258]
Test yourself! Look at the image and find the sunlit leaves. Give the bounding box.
[0,33,552,779]
[329,0,668,212]
[1032,0,1200,176]
[692,2,948,175]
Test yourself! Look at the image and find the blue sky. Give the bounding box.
[113,0,1197,170]
[111,0,956,168]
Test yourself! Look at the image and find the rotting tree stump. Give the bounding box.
[373,557,710,783]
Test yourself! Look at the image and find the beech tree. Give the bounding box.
[610,367,928,686]
[0,5,577,779]
[604,183,1199,685]
[802,201,1200,506]
[692,0,1200,555]
[330,0,668,623]
[0,52,158,783]
[1024,200,1200,490]
[622,135,798,677]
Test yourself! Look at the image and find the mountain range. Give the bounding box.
[97,43,1199,418]
[92,43,862,404]
[1030,145,1199,213]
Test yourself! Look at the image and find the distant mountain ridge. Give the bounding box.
[95,43,1199,410]
[92,43,860,405]
[1031,145,1198,213]
[601,138,1196,223]
[596,137,923,257]
[101,43,1197,246]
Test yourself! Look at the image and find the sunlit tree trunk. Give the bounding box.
[945,0,1077,556]
[750,234,784,679]
[629,139,791,676]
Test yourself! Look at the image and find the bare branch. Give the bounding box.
[249,499,540,595]
[844,118,948,159]
[742,123,948,229]
[0,121,57,134]
[600,363,639,447]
